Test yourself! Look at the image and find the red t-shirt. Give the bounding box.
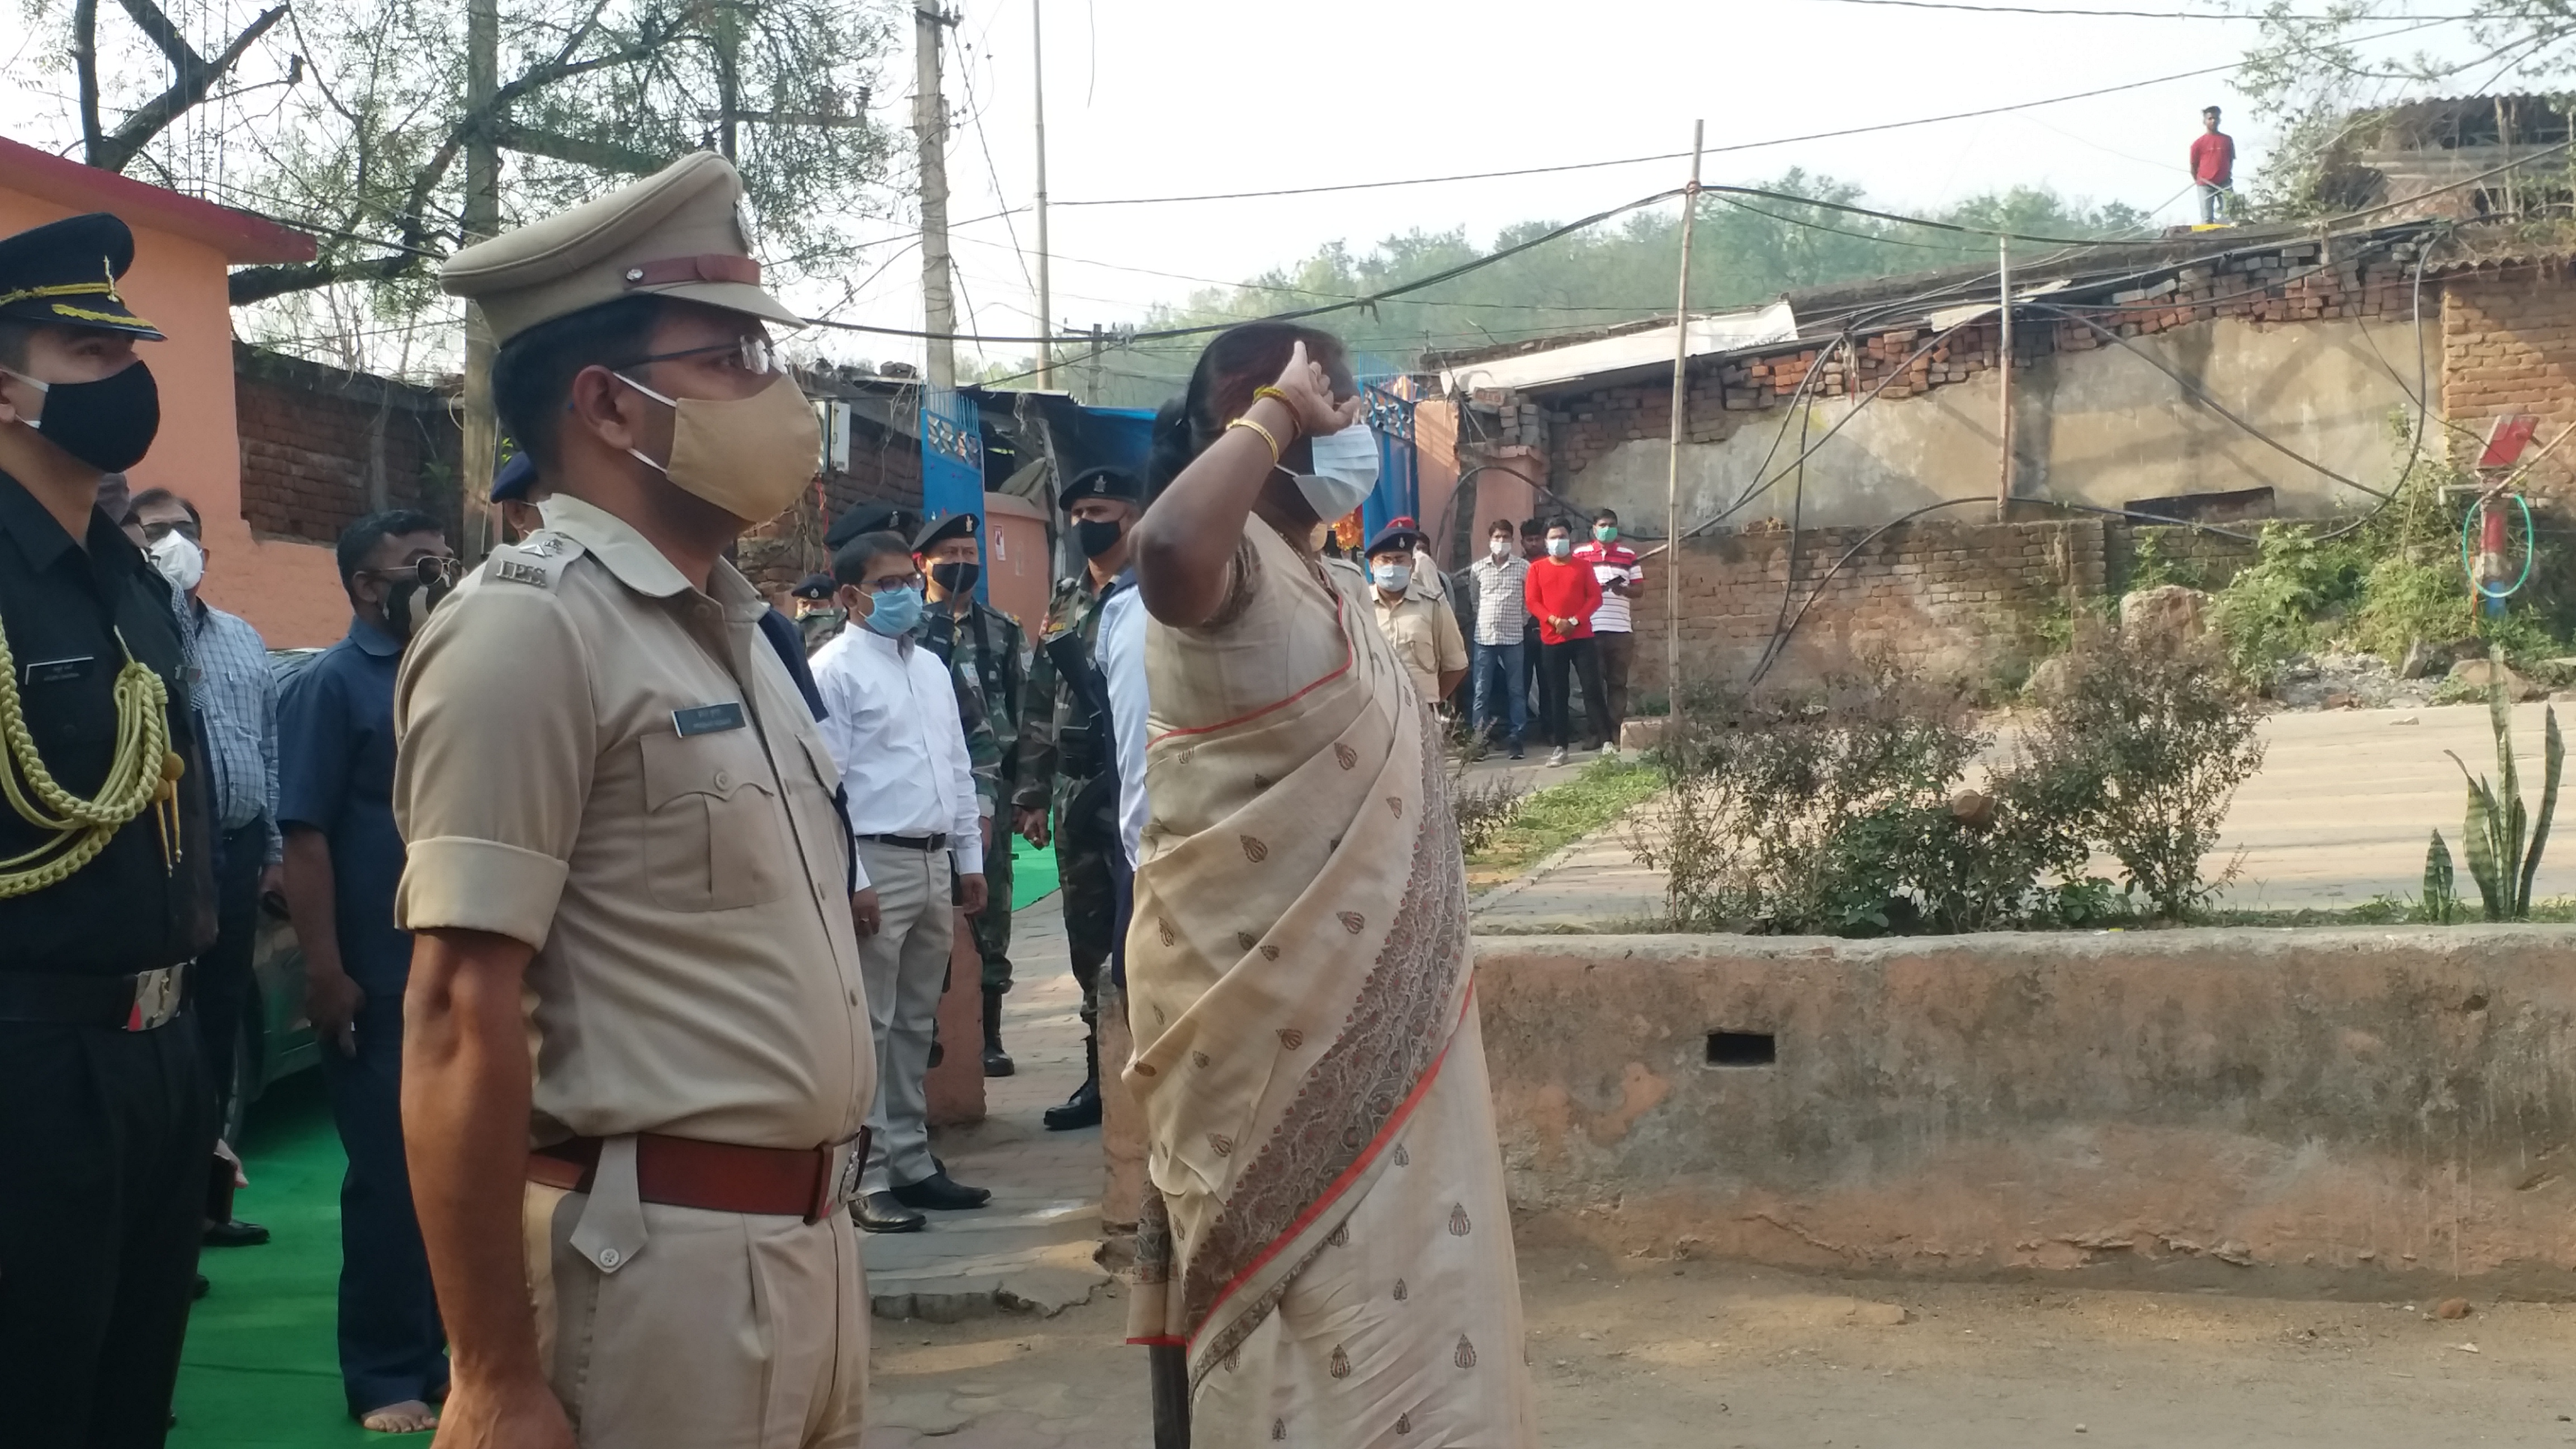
[2190,131,2233,187]
[1524,556,1603,645]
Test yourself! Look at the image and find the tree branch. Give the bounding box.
[88,2,288,174]
[73,0,106,165]
[229,249,422,308]
[495,126,667,177]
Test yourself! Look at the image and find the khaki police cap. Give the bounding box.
[439,151,801,345]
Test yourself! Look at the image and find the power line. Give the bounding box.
[1800,0,2471,18]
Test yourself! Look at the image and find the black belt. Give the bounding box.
[858,832,948,851]
[0,965,188,1031]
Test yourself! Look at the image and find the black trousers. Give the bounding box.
[1541,637,1613,750]
[1056,803,1118,1033]
[0,1016,211,1448]
[322,991,448,1414]
[190,823,264,1134]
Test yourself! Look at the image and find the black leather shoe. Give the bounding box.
[852,1191,925,1233]
[1043,1074,1102,1131]
[203,1218,271,1248]
[890,1170,991,1211]
[191,1273,210,1300]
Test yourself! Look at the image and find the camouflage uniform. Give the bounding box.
[922,597,1028,991]
[1014,572,1118,1027]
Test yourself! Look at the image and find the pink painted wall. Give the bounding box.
[0,187,344,647]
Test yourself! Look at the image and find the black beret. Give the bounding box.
[490,452,538,503]
[913,510,979,552]
[789,572,836,601]
[0,214,162,338]
[1059,466,1142,512]
[826,503,920,551]
[1366,516,1427,557]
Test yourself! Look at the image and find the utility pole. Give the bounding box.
[1086,323,1102,405]
[1031,0,1054,388]
[717,0,741,161]
[1996,234,2014,521]
[460,0,501,561]
[914,4,956,388]
[1662,120,1703,709]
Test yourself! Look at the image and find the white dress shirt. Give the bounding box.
[809,624,985,889]
[1098,580,1151,870]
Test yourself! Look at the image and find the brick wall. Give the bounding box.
[2442,258,2576,492]
[2105,523,2262,594]
[1545,239,2430,494]
[736,413,926,599]
[1625,519,2108,697]
[234,344,461,546]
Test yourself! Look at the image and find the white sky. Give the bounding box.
[0,0,2515,378]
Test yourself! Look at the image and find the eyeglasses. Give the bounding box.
[615,336,788,378]
[140,518,201,544]
[856,573,922,595]
[364,556,460,588]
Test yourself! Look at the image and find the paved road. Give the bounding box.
[1471,702,2576,930]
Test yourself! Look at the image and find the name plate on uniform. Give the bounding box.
[671,702,747,737]
[22,655,95,686]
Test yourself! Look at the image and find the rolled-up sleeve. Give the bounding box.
[391,581,596,950]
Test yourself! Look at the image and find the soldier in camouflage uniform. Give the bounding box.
[1013,465,1142,1131]
[913,511,1030,1077]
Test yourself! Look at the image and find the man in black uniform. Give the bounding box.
[0,212,219,1448]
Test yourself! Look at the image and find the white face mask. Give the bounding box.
[1488,538,1511,559]
[1546,537,1572,558]
[1372,561,1411,593]
[148,530,205,592]
[1287,423,1380,523]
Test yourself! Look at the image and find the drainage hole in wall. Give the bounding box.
[1707,1030,1777,1067]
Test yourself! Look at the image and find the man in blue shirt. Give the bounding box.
[278,509,454,1433]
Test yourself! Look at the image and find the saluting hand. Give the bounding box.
[1265,340,1366,441]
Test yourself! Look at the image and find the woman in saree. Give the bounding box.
[1123,321,1538,1448]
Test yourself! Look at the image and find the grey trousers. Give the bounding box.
[855,839,956,1194]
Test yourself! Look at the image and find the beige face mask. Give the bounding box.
[618,371,821,523]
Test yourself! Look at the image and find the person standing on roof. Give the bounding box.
[2191,106,2236,224]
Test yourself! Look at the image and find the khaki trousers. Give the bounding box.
[854,839,955,1194]
[525,1182,869,1448]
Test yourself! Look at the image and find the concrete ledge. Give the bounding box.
[1474,926,2576,1295]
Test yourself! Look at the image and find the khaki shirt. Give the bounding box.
[1371,583,1468,705]
[392,494,872,1152]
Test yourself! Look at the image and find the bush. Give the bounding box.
[2022,626,2267,920]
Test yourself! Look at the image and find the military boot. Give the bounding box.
[1044,1030,1103,1131]
[983,986,1015,1077]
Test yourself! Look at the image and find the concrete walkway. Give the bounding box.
[1470,702,2576,930]
[861,899,1111,1327]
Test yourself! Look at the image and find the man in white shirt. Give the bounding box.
[809,530,992,1234]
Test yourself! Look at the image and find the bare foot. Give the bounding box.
[359,1400,438,1434]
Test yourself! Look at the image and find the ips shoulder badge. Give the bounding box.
[485,530,586,589]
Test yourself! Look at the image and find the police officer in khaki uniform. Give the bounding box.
[393,153,874,1449]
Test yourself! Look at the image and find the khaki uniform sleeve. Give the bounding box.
[1434,597,1468,674]
[392,577,598,950]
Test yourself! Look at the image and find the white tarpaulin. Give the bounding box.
[1438,299,1800,394]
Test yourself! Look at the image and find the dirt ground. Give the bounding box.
[864,1243,2576,1448]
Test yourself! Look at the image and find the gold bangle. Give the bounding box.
[1227,415,1283,464]
[1253,385,1294,411]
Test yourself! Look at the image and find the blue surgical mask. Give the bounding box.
[1289,423,1380,522]
[864,584,924,637]
[1373,561,1412,593]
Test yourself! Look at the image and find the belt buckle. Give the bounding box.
[808,1131,869,1224]
[125,965,183,1032]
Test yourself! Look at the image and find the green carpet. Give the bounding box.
[173,835,1060,1446]
[174,1071,414,1447]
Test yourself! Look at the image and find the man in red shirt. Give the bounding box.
[1570,506,1645,750]
[1524,518,1614,767]
[2190,106,2235,225]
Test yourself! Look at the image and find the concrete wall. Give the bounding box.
[1474,927,2576,1296]
[1571,315,2427,531]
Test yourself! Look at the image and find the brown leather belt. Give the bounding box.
[527,1130,869,1225]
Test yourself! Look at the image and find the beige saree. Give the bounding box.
[1126,520,1537,1448]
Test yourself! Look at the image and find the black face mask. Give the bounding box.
[16,359,160,474]
[382,572,454,645]
[930,561,982,596]
[1074,517,1125,560]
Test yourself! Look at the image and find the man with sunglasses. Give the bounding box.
[397,153,875,1447]
[277,508,456,1432]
